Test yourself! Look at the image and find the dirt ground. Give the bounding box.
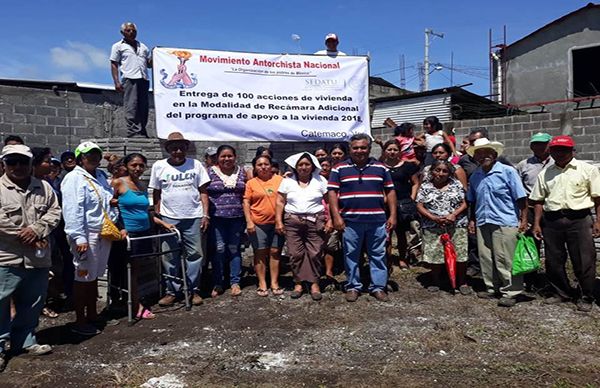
[2,258,600,388]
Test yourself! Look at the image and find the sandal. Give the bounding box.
[290,289,303,299]
[271,287,285,296]
[42,307,58,318]
[136,309,156,320]
[256,288,269,297]
[231,284,242,297]
[211,286,224,298]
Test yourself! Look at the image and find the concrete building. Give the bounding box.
[502,3,600,110]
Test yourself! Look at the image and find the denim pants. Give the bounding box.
[210,217,244,288]
[161,217,203,294]
[0,267,49,353]
[343,221,388,293]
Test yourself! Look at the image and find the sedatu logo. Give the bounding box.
[304,78,345,91]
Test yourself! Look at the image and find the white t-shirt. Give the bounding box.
[109,40,151,80]
[314,50,347,57]
[425,131,445,151]
[278,174,328,214]
[149,158,210,219]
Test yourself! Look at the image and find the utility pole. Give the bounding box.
[424,28,444,91]
[399,54,406,89]
[450,51,454,86]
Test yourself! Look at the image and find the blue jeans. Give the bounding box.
[342,221,388,293]
[0,267,49,353]
[161,217,203,294]
[210,217,244,288]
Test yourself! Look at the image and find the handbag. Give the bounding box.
[512,233,541,276]
[84,176,123,241]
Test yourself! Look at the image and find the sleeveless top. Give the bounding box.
[206,166,246,218]
[118,183,151,232]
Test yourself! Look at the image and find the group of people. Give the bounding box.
[2,117,599,369]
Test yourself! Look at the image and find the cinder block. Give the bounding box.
[572,117,594,126]
[3,113,26,123]
[578,109,600,118]
[24,115,46,125]
[0,103,12,114]
[68,117,87,127]
[36,106,57,116]
[14,105,36,115]
[512,115,531,124]
[47,116,67,126]
[34,125,56,135]
[76,108,96,118]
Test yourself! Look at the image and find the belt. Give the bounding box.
[288,212,323,222]
[545,208,590,219]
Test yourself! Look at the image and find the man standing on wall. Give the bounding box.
[110,22,152,138]
[314,33,347,57]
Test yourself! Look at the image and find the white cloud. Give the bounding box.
[50,41,108,72]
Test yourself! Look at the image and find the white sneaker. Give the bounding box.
[24,344,52,356]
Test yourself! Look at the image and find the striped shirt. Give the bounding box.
[328,157,394,223]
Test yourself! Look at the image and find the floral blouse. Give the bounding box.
[416,178,467,229]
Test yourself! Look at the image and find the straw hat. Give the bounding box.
[466,138,504,157]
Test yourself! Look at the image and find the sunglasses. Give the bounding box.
[3,156,31,166]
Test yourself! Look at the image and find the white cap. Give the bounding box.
[1,144,33,159]
[325,33,338,42]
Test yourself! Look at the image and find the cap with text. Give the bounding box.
[75,141,103,158]
[548,135,575,148]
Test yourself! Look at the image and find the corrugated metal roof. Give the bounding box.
[371,93,451,128]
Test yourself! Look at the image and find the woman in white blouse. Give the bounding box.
[275,152,332,301]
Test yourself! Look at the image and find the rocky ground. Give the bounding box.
[2,260,600,387]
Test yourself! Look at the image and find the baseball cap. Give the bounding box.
[1,144,33,159]
[205,146,217,156]
[530,132,552,143]
[60,150,76,162]
[548,135,575,148]
[325,33,338,42]
[75,141,103,158]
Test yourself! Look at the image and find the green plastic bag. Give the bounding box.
[512,233,541,276]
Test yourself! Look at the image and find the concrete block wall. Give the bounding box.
[452,109,600,163]
[2,83,600,167]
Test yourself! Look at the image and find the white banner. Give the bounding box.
[152,48,370,142]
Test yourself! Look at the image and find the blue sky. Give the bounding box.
[0,0,592,96]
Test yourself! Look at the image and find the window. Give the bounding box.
[572,45,600,97]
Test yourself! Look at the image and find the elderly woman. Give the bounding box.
[275,152,331,301]
[61,142,122,336]
[243,155,284,297]
[416,160,469,294]
[207,145,247,297]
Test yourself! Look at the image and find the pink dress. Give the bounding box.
[395,135,416,160]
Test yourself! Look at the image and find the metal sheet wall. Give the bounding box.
[370,94,452,128]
